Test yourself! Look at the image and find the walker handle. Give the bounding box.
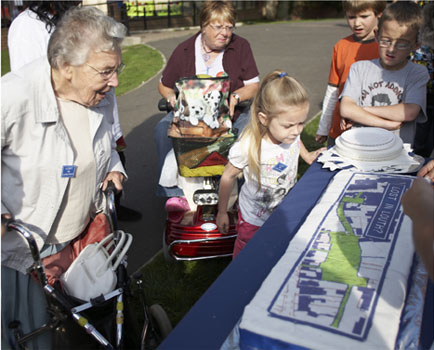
[103,181,118,232]
[104,180,119,196]
[1,215,14,232]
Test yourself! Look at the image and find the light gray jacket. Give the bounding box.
[1,57,125,273]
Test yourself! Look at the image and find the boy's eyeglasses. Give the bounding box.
[378,39,412,50]
[209,24,234,33]
[86,62,126,80]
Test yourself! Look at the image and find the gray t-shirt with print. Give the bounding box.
[341,58,429,145]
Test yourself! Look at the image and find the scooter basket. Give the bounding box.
[167,75,237,177]
[171,135,236,177]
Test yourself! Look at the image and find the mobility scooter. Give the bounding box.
[158,75,241,261]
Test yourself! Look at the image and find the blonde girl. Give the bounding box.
[216,70,325,258]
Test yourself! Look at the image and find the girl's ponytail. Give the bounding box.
[240,71,309,188]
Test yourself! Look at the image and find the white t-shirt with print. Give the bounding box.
[229,135,301,227]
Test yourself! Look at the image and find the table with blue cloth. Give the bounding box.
[159,161,434,350]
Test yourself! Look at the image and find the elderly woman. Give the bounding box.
[1,6,126,348]
[155,0,260,197]
[7,1,141,222]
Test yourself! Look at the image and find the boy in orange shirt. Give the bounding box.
[316,0,386,145]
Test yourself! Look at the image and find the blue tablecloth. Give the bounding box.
[159,162,433,350]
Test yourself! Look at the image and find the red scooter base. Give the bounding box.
[164,205,237,261]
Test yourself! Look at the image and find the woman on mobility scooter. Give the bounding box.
[155,1,260,260]
[1,7,127,348]
[155,0,260,199]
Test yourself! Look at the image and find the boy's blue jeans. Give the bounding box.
[154,110,251,197]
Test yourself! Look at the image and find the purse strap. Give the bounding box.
[112,231,133,270]
[96,230,133,271]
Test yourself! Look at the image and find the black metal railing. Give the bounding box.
[107,1,262,32]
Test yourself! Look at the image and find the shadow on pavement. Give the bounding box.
[116,112,167,273]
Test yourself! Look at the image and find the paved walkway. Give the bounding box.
[116,19,350,273]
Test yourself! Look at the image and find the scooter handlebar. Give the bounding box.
[158,98,172,112]
[157,98,252,113]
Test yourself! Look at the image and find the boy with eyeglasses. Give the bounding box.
[316,0,386,146]
[339,1,429,145]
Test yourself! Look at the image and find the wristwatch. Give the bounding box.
[232,93,240,105]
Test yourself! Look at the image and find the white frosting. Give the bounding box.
[335,128,403,161]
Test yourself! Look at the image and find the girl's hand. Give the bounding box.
[102,171,124,192]
[305,147,327,165]
[216,211,230,234]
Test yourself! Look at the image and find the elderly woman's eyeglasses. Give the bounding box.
[378,38,412,50]
[209,24,234,33]
[86,63,126,80]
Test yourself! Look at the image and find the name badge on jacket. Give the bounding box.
[61,165,77,178]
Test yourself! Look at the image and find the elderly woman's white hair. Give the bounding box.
[420,3,434,49]
[48,6,127,69]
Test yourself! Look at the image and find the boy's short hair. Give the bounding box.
[377,1,422,38]
[342,0,386,16]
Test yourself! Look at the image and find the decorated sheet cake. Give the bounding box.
[239,171,423,350]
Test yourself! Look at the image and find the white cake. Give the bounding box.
[334,128,403,162]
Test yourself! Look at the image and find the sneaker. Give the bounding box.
[165,197,190,223]
[116,205,142,221]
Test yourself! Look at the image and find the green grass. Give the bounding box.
[298,112,324,178]
[0,44,163,96]
[1,49,10,76]
[116,44,163,96]
[131,254,231,327]
[126,4,182,18]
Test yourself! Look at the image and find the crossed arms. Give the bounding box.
[340,97,421,131]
